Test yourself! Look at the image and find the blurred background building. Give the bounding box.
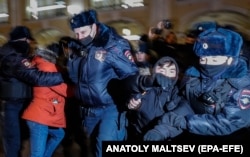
[0,0,250,47]
[0,0,250,156]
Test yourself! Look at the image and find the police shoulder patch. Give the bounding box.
[21,59,32,68]
[124,50,134,62]
[239,89,250,110]
[95,50,107,62]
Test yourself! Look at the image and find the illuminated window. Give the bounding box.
[90,0,145,10]
[0,0,9,23]
[25,0,67,20]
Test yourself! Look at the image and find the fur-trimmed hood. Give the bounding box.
[35,48,58,64]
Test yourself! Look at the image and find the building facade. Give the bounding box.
[0,0,250,46]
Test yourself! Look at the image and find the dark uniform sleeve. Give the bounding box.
[13,57,64,86]
[155,99,194,139]
[108,38,150,94]
[66,56,82,84]
[108,38,138,79]
[186,104,250,136]
[185,86,250,136]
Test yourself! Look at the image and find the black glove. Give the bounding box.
[143,129,165,141]
[122,74,153,93]
[198,92,218,106]
[122,74,174,94]
[138,73,173,88]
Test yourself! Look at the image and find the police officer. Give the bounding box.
[0,26,64,157]
[146,27,250,142]
[68,9,167,157]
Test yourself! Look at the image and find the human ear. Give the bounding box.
[91,23,97,36]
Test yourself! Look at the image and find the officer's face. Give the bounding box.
[73,24,96,40]
[199,56,233,65]
[155,62,177,78]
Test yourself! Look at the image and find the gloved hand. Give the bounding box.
[123,74,174,94]
[143,129,165,141]
[138,73,174,90]
[198,92,218,106]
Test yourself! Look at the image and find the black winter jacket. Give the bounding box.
[67,23,138,107]
[0,41,63,100]
[128,57,194,140]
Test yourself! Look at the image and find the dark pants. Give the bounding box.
[61,98,89,157]
[2,99,29,157]
[81,105,127,157]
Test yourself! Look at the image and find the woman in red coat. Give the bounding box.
[22,46,72,157]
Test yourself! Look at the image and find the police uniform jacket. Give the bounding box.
[181,58,250,136]
[67,23,138,107]
[0,41,63,100]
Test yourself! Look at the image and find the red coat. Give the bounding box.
[22,56,69,128]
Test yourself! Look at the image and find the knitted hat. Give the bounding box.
[70,9,98,30]
[137,41,149,54]
[193,28,243,57]
[9,26,34,41]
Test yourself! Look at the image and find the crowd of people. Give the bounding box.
[0,8,250,157]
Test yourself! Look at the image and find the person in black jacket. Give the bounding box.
[126,56,194,141]
[0,26,64,157]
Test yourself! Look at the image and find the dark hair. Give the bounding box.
[46,43,60,56]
